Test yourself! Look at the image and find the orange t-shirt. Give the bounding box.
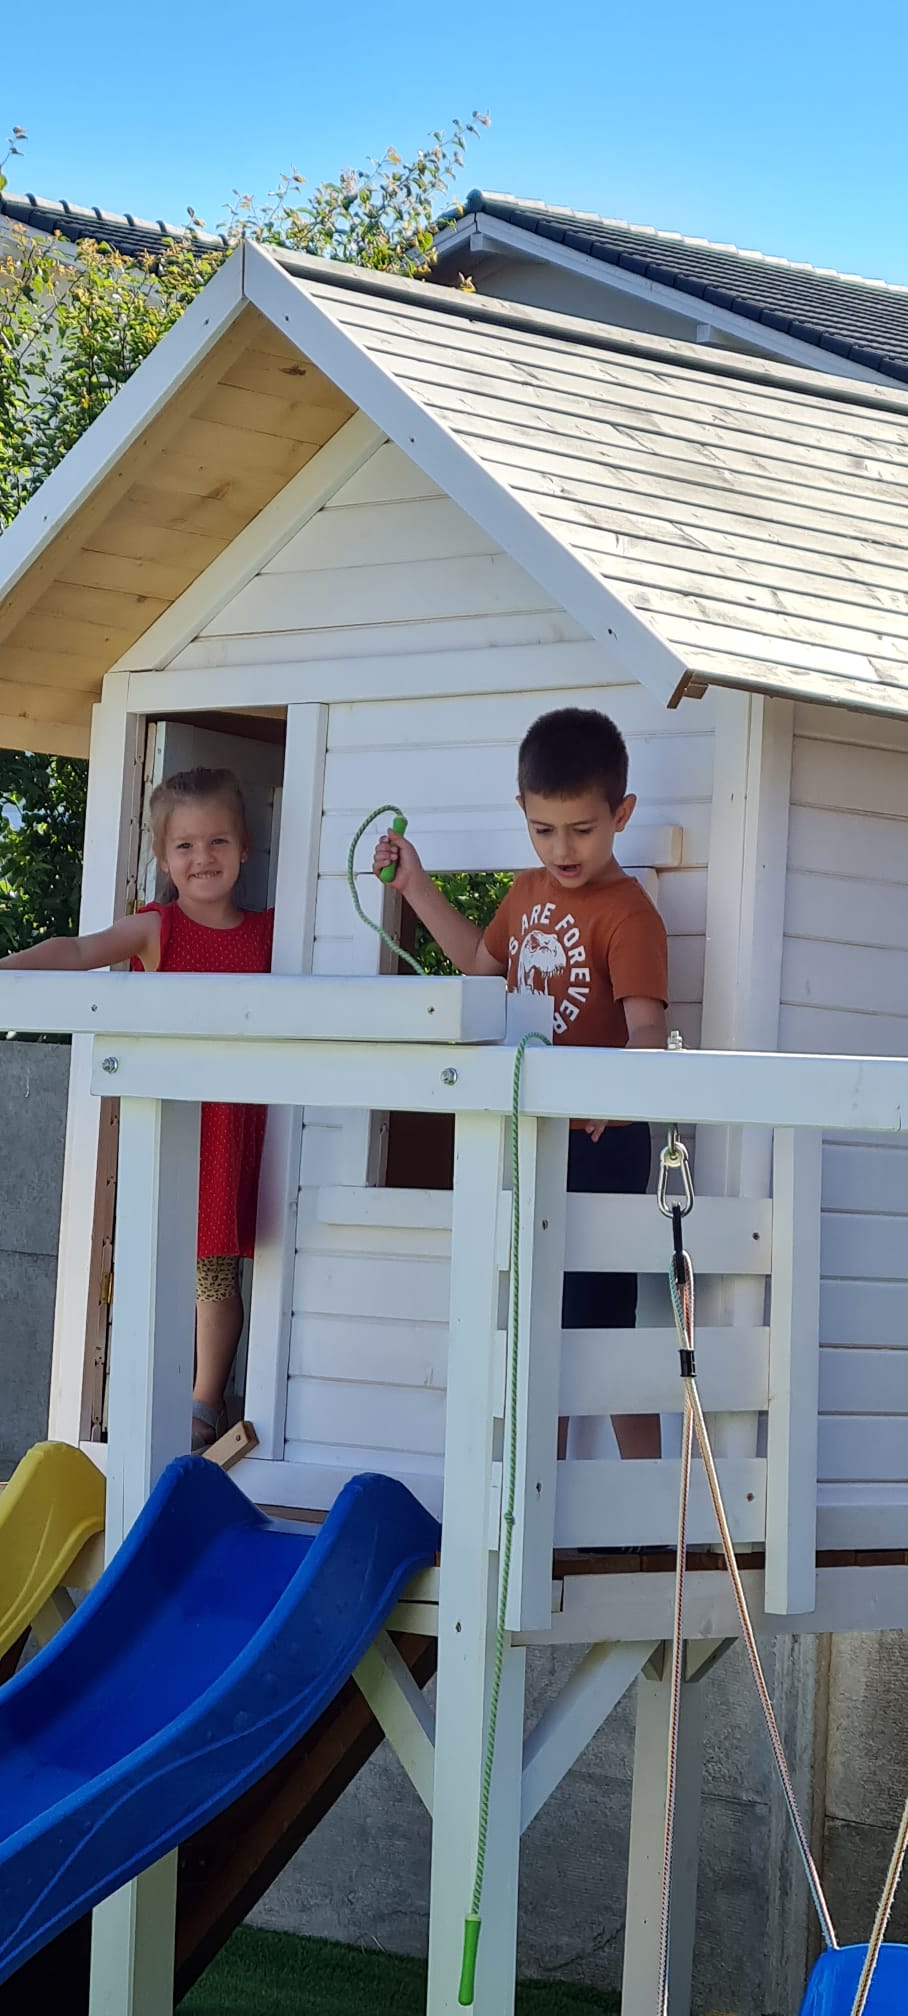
[483,868,668,1047]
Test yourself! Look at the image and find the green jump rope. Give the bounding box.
[348,809,549,2007]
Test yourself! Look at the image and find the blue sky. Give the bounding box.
[5,0,908,284]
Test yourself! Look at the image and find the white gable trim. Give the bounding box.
[439,212,897,389]
[111,410,386,674]
[0,248,247,627]
[244,244,688,710]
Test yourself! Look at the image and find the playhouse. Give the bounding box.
[2,240,908,2013]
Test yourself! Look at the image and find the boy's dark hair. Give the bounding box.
[517,708,629,811]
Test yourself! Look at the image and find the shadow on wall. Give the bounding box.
[0,1040,70,1479]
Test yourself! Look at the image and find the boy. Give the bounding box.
[373,706,668,1460]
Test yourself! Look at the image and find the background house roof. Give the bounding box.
[0,189,228,261]
[434,191,908,385]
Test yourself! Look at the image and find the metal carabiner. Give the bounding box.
[657,1130,694,1218]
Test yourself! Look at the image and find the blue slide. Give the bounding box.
[0,1457,439,1983]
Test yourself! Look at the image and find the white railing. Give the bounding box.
[4,970,906,1615]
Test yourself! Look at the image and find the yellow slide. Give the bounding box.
[0,1442,105,1665]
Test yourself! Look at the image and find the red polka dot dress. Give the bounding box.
[133,903,275,1259]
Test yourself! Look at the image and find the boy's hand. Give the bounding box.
[582,1119,608,1142]
[372,829,425,895]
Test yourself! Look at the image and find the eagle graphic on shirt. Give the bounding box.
[509,902,591,1036]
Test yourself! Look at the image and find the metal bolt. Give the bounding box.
[101,1056,119,1075]
[441,1067,458,1085]
[667,1029,684,1051]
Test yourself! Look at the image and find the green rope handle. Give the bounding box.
[346,805,423,975]
[347,807,550,2007]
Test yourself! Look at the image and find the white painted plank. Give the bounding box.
[507,1117,569,1630]
[171,610,593,677]
[91,1033,908,1137]
[787,806,908,887]
[325,440,442,507]
[321,733,715,813]
[820,1279,908,1349]
[565,1193,772,1276]
[294,1250,450,1323]
[270,494,500,573]
[554,1457,766,1547]
[820,1348,908,1414]
[290,1313,449,1387]
[202,553,558,638]
[780,1004,908,1058]
[792,734,908,820]
[354,1630,436,1815]
[0,970,505,1045]
[785,871,908,956]
[559,1326,768,1414]
[319,815,689,877]
[285,1377,446,1456]
[324,680,680,749]
[792,702,908,756]
[521,1640,657,1832]
[818,1419,908,1482]
[820,1210,908,1281]
[783,939,908,1021]
[822,1141,908,1215]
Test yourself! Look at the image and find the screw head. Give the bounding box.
[441,1067,458,1086]
[101,1056,119,1075]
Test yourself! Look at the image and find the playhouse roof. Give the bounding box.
[3,240,908,758]
[435,191,908,385]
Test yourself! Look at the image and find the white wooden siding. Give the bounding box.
[227,449,715,1488]
[783,703,908,1541]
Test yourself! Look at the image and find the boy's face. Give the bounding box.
[520,785,635,891]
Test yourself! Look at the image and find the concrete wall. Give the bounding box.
[253,1636,819,2016]
[0,1040,69,1478]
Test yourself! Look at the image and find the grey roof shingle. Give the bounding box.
[435,191,908,386]
[0,190,228,261]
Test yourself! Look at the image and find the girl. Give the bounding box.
[0,766,274,1453]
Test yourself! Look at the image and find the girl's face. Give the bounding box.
[161,798,247,908]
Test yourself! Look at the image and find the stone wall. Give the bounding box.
[0,1039,69,1478]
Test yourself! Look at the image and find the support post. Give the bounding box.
[48,675,143,1444]
[697,692,794,1459]
[89,1094,199,2016]
[765,1128,821,1613]
[428,1110,525,2016]
[245,701,328,1457]
[507,1114,568,1631]
[622,1651,705,2016]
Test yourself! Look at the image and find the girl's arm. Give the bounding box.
[0,911,162,974]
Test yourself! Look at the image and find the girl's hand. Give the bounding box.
[372,829,425,896]
[582,1119,608,1142]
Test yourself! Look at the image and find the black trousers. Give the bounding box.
[561,1123,652,1332]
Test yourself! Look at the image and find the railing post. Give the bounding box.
[89,1093,199,2016]
[765,1127,821,1614]
[428,1109,524,2016]
[506,1114,569,1632]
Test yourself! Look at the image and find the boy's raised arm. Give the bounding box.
[372,829,506,978]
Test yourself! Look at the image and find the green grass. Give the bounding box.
[180,1927,621,2014]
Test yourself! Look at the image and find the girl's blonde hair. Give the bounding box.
[149,767,249,867]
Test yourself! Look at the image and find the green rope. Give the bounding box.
[346,805,424,975]
[347,807,549,2007]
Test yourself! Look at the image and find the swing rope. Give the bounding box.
[849,1798,908,2015]
[657,1127,838,2015]
[346,808,549,2007]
